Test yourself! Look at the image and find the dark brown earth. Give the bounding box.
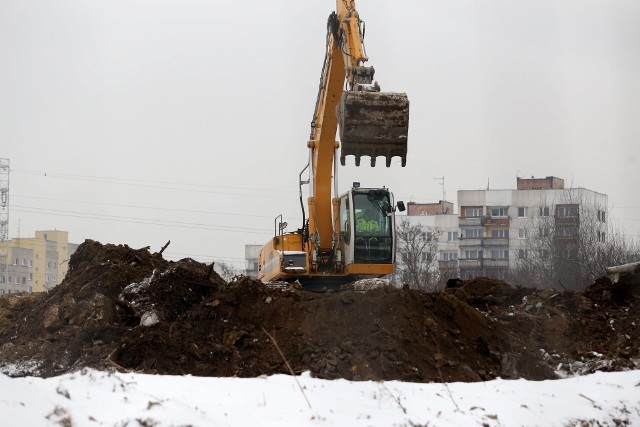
[0,240,638,381]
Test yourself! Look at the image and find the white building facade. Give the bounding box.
[392,201,460,288]
[457,177,607,280]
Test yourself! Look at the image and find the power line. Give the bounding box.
[12,169,298,199]
[12,194,303,221]
[13,206,274,236]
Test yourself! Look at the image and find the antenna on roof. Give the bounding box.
[434,176,445,213]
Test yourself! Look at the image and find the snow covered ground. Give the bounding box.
[1,369,639,426]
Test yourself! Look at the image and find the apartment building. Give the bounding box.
[244,244,261,279]
[393,201,460,286]
[0,230,78,294]
[457,177,607,279]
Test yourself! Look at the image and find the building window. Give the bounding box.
[21,259,26,266]
[28,260,33,267]
[447,231,458,241]
[491,229,509,238]
[15,258,19,265]
[518,249,528,259]
[597,210,606,222]
[441,252,458,261]
[22,277,26,284]
[539,227,550,237]
[15,277,19,284]
[557,205,579,217]
[464,250,481,259]
[540,249,549,259]
[490,207,508,217]
[422,253,433,262]
[557,225,578,237]
[539,207,550,217]
[491,249,509,259]
[464,207,483,218]
[518,228,528,239]
[29,273,32,281]
[0,275,4,283]
[518,207,527,218]
[464,228,483,238]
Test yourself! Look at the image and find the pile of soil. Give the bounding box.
[0,240,638,382]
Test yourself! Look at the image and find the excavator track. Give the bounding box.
[338,91,409,167]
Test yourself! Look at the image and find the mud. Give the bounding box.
[0,240,638,381]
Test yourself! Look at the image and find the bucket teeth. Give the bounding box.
[338,91,409,167]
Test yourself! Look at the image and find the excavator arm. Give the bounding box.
[308,1,409,253]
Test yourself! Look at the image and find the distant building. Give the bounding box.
[244,244,261,279]
[393,201,459,286]
[406,200,454,216]
[0,230,78,294]
[457,176,607,280]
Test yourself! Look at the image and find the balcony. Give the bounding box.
[555,216,580,225]
[483,259,510,268]
[438,260,458,269]
[482,237,509,247]
[459,238,482,247]
[481,216,510,226]
[459,217,482,227]
[458,259,482,268]
[458,258,509,268]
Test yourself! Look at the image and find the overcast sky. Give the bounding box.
[2,0,639,268]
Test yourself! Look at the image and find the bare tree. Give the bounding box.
[394,218,442,291]
[509,190,640,291]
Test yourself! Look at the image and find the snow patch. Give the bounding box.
[0,359,42,377]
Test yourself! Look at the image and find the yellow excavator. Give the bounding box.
[258,0,409,289]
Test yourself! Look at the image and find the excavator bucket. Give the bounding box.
[338,91,409,167]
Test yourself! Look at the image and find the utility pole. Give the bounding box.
[0,158,9,293]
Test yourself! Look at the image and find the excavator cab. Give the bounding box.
[339,187,397,271]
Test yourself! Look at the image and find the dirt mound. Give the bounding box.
[0,241,638,382]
